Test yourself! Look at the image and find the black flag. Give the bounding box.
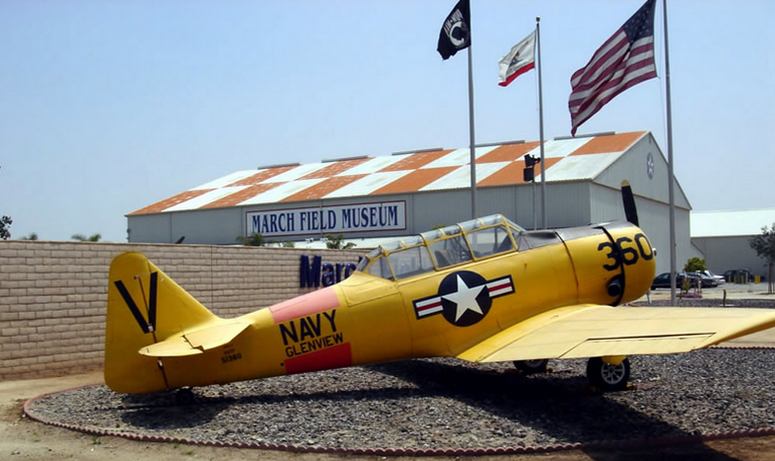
[437,0,470,60]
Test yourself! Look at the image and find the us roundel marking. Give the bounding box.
[413,271,514,327]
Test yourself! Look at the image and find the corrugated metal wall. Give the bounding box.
[693,236,767,277]
[129,182,595,244]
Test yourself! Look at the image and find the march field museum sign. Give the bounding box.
[247,201,406,237]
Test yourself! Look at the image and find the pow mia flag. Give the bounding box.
[437,0,470,60]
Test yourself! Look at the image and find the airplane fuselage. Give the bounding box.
[143,222,655,392]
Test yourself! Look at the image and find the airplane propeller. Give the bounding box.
[621,180,639,226]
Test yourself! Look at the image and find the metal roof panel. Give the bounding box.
[128,131,649,215]
[477,142,540,163]
[300,158,370,179]
[282,175,367,202]
[227,166,297,186]
[421,146,500,169]
[477,158,565,187]
[380,150,451,171]
[165,186,249,212]
[339,155,406,175]
[420,162,510,191]
[202,183,281,209]
[128,189,213,215]
[192,171,257,190]
[262,163,330,183]
[372,166,459,195]
[324,171,409,198]
[524,137,592,159]
[570,131,645,155]
[536,153,622,182]
[239,178,325,205]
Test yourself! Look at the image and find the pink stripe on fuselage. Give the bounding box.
[269,287,340,323]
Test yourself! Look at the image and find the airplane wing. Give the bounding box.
[138,321,252,358]
[458,305,775,363]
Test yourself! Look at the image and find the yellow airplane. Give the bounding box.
[104,189,775,395]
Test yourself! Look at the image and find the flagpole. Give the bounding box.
[467,24,477,220]
[536,17,546,228]
[661,0,677,304]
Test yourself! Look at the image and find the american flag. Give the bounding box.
[568,0,657,136]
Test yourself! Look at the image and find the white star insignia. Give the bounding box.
[442,275,486,322]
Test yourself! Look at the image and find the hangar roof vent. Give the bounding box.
[475,139,525,147]
[392,147,444,156]
[256,162,300,170]
[554,131,615,141]
[321,155,371,163]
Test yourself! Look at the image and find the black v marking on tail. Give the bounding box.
[114,272,159,334]
[148,272,158,332]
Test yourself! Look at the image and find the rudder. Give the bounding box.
[104,252,219,393]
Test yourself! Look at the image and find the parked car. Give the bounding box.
[651,272,672,289]
[695,270,725,285]
[651,272,718,289]
[723,269,754,283]
[686,271,720,288]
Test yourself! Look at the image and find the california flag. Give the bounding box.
[498,31,536,87]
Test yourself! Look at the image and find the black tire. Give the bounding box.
[513,359,549,374]
[586,357,630,392]
[175,387,195,404]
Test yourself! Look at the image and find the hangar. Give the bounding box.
[127,130,696,273]
[691,208,775,279]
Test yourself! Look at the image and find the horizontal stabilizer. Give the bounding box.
[139,321,251,358]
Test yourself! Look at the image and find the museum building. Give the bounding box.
[127,131,696,274]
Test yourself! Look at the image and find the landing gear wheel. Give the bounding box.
[175,387,195,404]
[586,357,630,392]
[513,359,549,374]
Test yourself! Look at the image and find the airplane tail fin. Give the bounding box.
[104,252,219,393]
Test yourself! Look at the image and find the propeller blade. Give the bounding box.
[621,180,639,226]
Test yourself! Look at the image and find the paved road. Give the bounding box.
[644,283,775,346]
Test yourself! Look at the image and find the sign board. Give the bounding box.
[246,201,406,237]
[299,255,359,288]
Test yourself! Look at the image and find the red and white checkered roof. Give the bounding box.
[130,131,646,216]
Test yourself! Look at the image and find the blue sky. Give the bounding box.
[1,1,773,242]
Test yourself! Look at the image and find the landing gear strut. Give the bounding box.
[586,357,630,392]
[513,359,549,374]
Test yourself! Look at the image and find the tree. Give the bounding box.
[21,232,38,240]
[750,223,775,294]
[325,234,355,250]
[683,257,707,273]
[237,233,264,246]
[0,215,11,240]
[72,233,101,242]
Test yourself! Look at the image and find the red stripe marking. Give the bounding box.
[269,287,340,323]
[571,51,655,111]
[571,30,627,86]
[417,301,442,313]
[488,282,511,292]
[284,342,352,375]
[498,62,535,87]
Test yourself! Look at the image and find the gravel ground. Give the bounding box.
[26,348,775,451]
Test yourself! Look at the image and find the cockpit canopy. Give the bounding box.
[356,214,525,281]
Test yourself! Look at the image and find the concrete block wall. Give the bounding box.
[0,241,364,380]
